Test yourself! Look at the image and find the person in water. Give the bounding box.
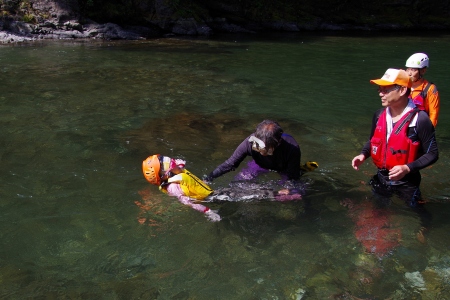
[142,154,221,222]
[204,120,304,183]
[351,68,438,207]
[405,53,440,127]
[142,154,316,222]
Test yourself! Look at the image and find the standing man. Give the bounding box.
[405,53,440,127]
[351,68,438,207]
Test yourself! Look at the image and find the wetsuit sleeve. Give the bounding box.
[407,111,439,172]
[360,109,383,158]
[426,84,440,127]
[207,138,251,180]
[285,142,301,180]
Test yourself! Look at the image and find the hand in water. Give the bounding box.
[275,189,302,201]
[277,189,290,195]
[205,209,221,222]
[202,174,213,184]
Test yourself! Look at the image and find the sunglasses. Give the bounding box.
[248,136,274,155]
[377,85,401,94]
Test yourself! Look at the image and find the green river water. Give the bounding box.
[1,32,450,299]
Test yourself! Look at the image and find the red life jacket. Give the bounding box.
[411,82,431,110]
[370,108,421,170]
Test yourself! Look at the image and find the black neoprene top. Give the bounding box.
[208,133,301,180]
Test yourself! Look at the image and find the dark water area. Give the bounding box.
[1,32,450,299]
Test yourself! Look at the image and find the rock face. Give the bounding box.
[0,0,164,42]
[0,19,161,42]
[31,0,77,23]
[1,0,449,43]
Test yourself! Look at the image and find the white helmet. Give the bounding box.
[405,53,429,68]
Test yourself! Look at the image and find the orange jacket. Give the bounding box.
[410,79,440,127]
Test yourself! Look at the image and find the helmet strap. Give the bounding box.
[418,68,427,80]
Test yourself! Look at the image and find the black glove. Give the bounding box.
[202,174,214,183]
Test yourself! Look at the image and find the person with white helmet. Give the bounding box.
[405,53,440,127]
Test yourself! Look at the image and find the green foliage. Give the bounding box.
[22,12,34,23]
[1,0,37,22]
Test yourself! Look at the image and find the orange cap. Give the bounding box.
[370,68,412,88]
[142,155,161,185]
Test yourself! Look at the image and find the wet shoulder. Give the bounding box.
[281,133,299,147]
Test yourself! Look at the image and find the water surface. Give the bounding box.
[1,32,450,299]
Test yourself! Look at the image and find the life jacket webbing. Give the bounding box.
[394,108,419,135]
[420,82,432,99]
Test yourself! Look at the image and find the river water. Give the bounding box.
[1,32,450,299]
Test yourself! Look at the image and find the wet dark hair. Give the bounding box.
[254,120,283,149]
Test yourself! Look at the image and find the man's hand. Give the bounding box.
[351,154,366,170]
[389,165,410,181]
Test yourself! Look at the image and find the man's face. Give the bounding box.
[377,85,401,107]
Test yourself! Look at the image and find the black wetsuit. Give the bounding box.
[207,133,301,181]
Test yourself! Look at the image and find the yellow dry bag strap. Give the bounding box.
[167,169,213,200]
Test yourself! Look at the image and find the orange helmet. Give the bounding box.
[142,155,162,185]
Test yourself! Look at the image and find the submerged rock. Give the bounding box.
[405,271,426,291]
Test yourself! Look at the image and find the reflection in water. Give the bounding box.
[135,188,168,229]
[342,197,402,257]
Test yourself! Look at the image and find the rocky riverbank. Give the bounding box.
[1,0,449,43]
